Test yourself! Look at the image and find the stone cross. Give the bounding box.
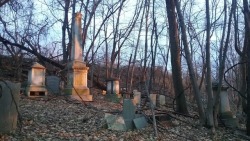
[71,12,83,61]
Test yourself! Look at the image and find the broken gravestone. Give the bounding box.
[104,113,126,131]
[0,81,20,133]
[105,98,148,131]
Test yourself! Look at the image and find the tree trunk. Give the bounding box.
[242,0,250,136]
[165,0,188,114]
[175,0,205,124]
[205,0,214,129]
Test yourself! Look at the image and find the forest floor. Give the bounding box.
[0,89,249,141]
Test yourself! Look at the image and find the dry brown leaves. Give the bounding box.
[0,90,248,141]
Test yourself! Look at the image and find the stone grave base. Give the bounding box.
[220,112,238,128]
[25,85,47,97]
[105,93,121,103]
[64,87,92,101]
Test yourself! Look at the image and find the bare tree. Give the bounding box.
[175,0,205,125]
[165,0,188,114]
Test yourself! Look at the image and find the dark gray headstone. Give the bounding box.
[122,99,136,120]
[122,99,136,130]
[46,76,60,94]
[0,81,20,133]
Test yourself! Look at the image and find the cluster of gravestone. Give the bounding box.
[0,12,238,134]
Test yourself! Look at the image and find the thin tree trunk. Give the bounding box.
[205,0,214,129]
[175,0,205,125]
[213,0,235,127]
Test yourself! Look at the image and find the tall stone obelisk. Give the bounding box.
[64,12,92,101]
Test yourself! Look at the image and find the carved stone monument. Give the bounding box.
[64,12,92,101]
[25,62,47,97]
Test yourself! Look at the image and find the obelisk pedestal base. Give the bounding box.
[64,87,92,101]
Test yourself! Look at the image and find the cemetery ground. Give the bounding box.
[0,88,249,141]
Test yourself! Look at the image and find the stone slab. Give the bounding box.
[64,87,92,101]
[133,91,141,106]
[159,95,166,106]
[0,81,20,133]
[133,116,148,129]
[105,113,126,131]
[122,99,136,120]
[150,94,157,107]
[46,76,60,94]
[25,85,47,97]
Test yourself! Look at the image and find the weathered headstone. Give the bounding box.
[64,12,92,101]
[212,82,237,128]
[105,78,121,102]
[133,91,141,106]
[46,76,60,94]
[150,94,157,107]
[122,99,136,130]
[0,81,20,133]
[25,62,47,97]
[159,95,166,106]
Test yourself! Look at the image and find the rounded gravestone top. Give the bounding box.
[31,62,45,69]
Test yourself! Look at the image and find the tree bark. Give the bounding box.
[165,0,188,114]
[205,0,214,129]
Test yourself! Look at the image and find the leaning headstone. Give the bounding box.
[46,76,60,94]
[122,99,136,130]
[25,62,48,97]
[0,81,20,133]
[105,113,126,131]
